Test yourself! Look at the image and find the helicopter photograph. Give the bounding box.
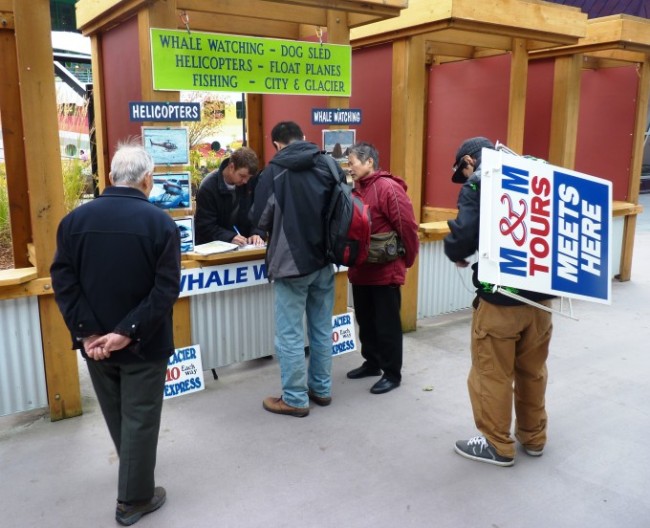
[149,172,191,210]
[142,126,189,165]
[174,217,195,253]
[149,138,178,151]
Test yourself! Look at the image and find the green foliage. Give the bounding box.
[61,158,91,212]
[182,93,227,148]
[0,163,9,244]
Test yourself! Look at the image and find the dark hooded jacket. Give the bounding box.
[194,157,264,244]
[445,168,555,306]
[251,140,343,280]
[348,171,419,286]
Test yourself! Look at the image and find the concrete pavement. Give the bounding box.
[1,195,649,528]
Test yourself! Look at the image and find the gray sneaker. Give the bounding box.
[115,486,166,526]
[454,435,514,467]
[524,446,544,457]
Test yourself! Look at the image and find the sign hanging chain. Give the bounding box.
[180,11,191,35]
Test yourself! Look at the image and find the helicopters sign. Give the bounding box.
[150,28,351,96]
[129,102,201,122]
[478,149,612,304]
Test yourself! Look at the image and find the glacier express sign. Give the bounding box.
[478,149,612,304]
[151,29,351,96]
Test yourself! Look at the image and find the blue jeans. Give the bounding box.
[274,266,335,408]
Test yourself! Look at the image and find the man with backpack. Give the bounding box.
[252,121,346,417]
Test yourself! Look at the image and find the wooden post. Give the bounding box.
[506,38,528,153]
[391,35,426,332]
[619,57,650,282]
[326,9,353,316]
[14,0,81,420]
[0,28,31,267]
[246,93,265,163]
[89,34,109,192]
[547,54,582,168]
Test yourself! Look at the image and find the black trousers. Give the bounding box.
[86,357,168,503]
[352,284,403,382]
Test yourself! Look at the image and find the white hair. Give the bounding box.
[110,140,154,186]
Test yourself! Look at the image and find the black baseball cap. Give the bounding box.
[452,137,494,183]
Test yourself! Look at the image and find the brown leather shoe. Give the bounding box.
[263,396,309,417]
[308,390,332,407]
[115,486,166,526]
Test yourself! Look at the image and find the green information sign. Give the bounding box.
[150,29,351,96]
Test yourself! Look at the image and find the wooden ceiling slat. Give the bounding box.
[263,0,403,17]
[176,11,301,40]
[178,0,327,27]
[351,0,587,46]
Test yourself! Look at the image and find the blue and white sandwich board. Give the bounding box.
[478,148,612,304]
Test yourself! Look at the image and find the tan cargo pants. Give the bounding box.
[468,298,553,458]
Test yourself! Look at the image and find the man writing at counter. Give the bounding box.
[194,146,266,246]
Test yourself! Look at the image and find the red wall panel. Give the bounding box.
[102,17,142,160]
[349,44,392,171]
[425,55,510,209]
[576,66,637,201]
[523,59,555,160]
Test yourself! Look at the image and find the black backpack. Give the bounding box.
[322,155,371,267]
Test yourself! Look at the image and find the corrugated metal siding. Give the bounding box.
[0,296,48,417]
[417,241,475,318]
[191,283,276,369]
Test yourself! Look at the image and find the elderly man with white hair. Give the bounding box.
[51,140,181,525]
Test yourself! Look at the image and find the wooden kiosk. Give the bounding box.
[0,0,407,420]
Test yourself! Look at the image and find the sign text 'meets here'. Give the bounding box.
[479,150,611,303]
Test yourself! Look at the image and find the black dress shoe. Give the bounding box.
[370,377,400,394]
[347,364,382,379]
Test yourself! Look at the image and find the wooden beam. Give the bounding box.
[0,267,37,286]
[263,0,404,18]
[618,57,650,282]
[78,0,403,36]
[14,3,66,276]
[89,35,109,191]
[76,0,147,35]
[0,11,14,30]
[0,30,32,267]
[506,38,528,153]
[14,0,80,421]
[351,0,586,45]
[138,0,178,103]
[547,54,582,168]
[173,297,192,348]
[0,277,54,301]
[531,15,650,61]
[176,11,301,39]
[391,36,427,332]
[246,93,265,164]
[178,0,327,27]
[325,9,351,316]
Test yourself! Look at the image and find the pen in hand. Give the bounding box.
[232,225,246,247]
